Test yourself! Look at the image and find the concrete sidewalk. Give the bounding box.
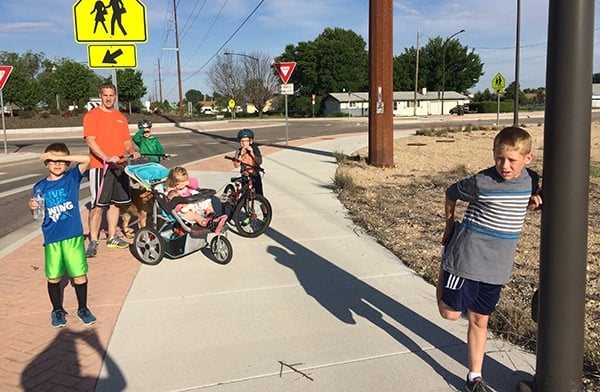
[93,132,535,391]
[0,122,536,392]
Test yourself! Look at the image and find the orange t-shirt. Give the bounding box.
[83,107,131,169]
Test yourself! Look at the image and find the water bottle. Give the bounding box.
[33,190,45,220]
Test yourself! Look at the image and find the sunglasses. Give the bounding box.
[45,160,69,165]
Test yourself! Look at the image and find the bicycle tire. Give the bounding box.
[232,193,272,238]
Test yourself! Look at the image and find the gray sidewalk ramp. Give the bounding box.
[96,135,535,392]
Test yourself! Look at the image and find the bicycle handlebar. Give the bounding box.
[224,155,264,173]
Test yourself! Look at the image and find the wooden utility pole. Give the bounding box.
[368,0,394,167]
[173,0,183,116]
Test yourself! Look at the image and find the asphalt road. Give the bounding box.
[0,113,548,248]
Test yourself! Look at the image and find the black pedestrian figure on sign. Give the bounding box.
[91,1,108,34]
[107,0,127,36]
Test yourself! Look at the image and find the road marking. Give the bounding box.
[0,181,88,199]
[0,174,41,185]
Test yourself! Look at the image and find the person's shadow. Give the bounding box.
[267,227,533,390]
[21,329,125,391]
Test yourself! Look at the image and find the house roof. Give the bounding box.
[327,91,468,102]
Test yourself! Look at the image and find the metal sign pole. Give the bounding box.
[1,90,7,155]
[496,93,500,126]
[285,93,289,146]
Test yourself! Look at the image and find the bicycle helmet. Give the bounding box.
[138,119,152,129]
[237,128,254,140]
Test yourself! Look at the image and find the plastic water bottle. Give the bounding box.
[33,190,45,220]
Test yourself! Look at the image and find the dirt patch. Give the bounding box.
[335,124,600,389]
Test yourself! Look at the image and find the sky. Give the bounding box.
[1,0,600,103]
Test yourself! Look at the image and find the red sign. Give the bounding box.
[0,66,13,90]
[274,62,296,84]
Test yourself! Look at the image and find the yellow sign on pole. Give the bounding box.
[73,0,148,43]
[228,99,236,109]
[492,72,506,93]
[88,45,137,68]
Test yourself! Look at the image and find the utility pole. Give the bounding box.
[368,0,393,167]
[513,0,521,125]
[158,58,163,103]
[413,30,420,117]
[173,0,184,116]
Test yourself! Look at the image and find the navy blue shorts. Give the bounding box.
[440,270,502,315]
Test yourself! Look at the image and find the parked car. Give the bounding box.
[449,104,477,115]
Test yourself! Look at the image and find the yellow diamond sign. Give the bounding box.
[73,0,147,43]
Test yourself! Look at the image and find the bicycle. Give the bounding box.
[222,156,272,238]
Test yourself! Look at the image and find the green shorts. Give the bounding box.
[44,235,88,279]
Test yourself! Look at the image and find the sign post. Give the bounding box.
[228,99,236,120]
[274,62,297,145]
[0,65,14,155]
[492,72,506,126]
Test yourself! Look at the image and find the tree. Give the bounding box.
[185,89,204,105]
[54,59,100,109]
[115,69,147,114]
[277,27,368,116]
[504,80,526,103]
[394,36,483,94]
[207,54,245,117]
[0,51,45,111]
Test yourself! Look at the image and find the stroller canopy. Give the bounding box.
[125,162,170,190]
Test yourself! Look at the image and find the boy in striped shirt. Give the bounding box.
[437,126,542,392]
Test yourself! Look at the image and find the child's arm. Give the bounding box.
[40,152,91,174]
[132,129,144,146]
[442,198,457,245]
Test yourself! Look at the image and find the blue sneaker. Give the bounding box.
[77,308,97,326]
[51,309,67,328]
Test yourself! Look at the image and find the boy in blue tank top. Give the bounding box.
[29,143,97,328]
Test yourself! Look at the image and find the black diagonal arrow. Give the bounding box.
[103,49,124,64]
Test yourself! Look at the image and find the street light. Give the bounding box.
[441,29,465,115]
[223,52,259,64]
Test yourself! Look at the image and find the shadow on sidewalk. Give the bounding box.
[21,329,126,391]
[266,227,531,390]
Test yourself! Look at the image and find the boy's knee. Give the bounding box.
[438,301,461,320]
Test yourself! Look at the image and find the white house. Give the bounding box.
[322,89,469,117]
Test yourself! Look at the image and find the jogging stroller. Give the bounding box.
[124,162,233,265]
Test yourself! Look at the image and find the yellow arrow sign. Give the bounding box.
[88,45,137,68]
[73,0,147,43]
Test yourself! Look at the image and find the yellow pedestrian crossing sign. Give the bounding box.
[73,0,148,43]
[492,72,506,93]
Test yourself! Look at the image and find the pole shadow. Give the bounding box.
[266,227,532,390]
[21,328,125,391]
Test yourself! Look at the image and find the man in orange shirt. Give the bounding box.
[83,82,140,257]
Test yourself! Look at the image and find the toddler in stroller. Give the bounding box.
[124,162,232,266]
[165,167,227,233]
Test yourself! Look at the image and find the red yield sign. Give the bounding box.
[274,62,296,84]
[0,66,13,90]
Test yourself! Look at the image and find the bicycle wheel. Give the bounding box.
[232,193,272,238]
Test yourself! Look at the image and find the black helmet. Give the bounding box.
[237,128,254,140]
[138,119,152,129]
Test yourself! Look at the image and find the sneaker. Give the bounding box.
[465,376,494,392]
[86,240,98,257]
[77,308,97,326]
[51,309,67,328]
[107,236,129,249]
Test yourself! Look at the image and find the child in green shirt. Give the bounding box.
[132,119,169,163]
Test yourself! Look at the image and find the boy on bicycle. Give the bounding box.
[132,119,169,163]
[233,128,263,196]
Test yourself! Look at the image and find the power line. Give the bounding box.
[184,0,266,82]
[183,0,229,67]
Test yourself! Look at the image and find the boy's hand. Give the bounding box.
[529,194,543,210]
[28,198,38,211]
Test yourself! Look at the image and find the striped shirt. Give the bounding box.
[443,167,539,284]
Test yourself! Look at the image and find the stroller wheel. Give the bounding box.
[210,235,233,265]
[131,227,165,265]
